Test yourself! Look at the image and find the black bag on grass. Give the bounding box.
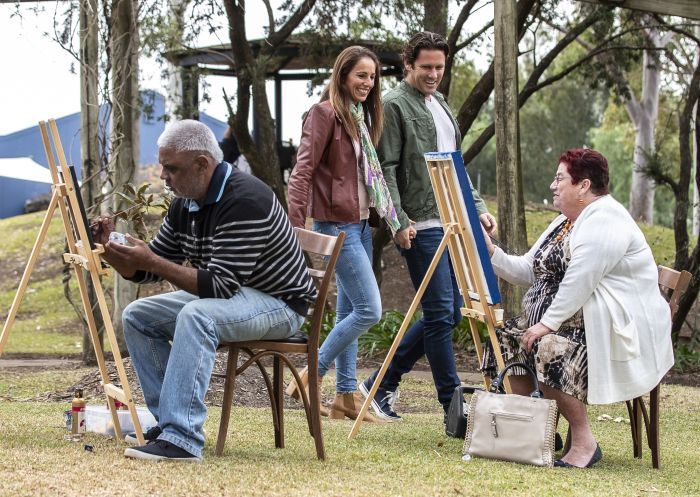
[445,385,482,438]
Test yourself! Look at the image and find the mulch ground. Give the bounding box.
[12,350,481,414]
[15,350,697,414]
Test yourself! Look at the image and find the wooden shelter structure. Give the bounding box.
[164,36,404,149]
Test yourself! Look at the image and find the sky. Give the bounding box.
[0,2,317,141]
[0,2,494,142]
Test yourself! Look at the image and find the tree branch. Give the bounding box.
[455,20,494,52]
[522,8,606,97]
[440,0,481,97]
[262,0,275,35]
[263,0,317,54]
[446,0,478,49]
[462,7,606,164]
[651,15,700,46]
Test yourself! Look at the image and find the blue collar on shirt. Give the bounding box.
[185,162,232,213]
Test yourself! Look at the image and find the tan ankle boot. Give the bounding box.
[285,366,308,400]
[329,391,380,422]
[286,367,328,417]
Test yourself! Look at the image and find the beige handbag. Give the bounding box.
[462,362,558,467]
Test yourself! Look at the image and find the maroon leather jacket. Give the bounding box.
[287,100,363,228]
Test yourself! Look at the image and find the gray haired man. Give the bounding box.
[93,120,316,461]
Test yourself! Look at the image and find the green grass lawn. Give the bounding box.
[0,211,116,356]
[0,380,698,497]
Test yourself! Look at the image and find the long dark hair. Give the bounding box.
[320,46,384,145]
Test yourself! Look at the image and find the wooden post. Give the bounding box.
[79,0,104,365]
[494,0,527,316]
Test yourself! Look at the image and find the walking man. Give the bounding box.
[360,32,497,422]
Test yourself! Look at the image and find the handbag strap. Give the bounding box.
[490,361,544,398]
[457,385,482,395]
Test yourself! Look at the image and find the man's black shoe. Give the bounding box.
[124,439,201,462]
[124,425,162,445]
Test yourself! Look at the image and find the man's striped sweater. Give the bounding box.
[130,162,316,316]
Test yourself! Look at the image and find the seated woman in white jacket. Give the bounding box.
[482,148,673,469]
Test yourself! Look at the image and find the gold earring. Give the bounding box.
[578,198,584,204]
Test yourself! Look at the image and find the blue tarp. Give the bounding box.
[0,91,228,218]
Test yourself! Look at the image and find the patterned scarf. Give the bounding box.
[351,102,401,235]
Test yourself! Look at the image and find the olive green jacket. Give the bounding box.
[378,81,487,231]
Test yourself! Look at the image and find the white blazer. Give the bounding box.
[491,195,673,404]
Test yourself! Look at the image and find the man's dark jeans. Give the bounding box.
[370,227,463,411]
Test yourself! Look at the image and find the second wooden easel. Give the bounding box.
[0,119,144,445]
[350,151,509,438]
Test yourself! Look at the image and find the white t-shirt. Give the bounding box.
[414,95,456,231]
[425,95,456,152]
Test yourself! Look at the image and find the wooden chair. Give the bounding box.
[625,265,692,469]
[213,227,345,460]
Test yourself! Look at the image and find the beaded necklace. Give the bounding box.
[555,219,572,242]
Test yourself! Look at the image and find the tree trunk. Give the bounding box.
[165,0,189,119]
[223,0,288,204]
[423,0,448,36]
[627,46,660,223]
[494,0,527,316]
[249,66,287,203]
[109,0,140,355]
[693,25,699,236]
[669,51,700,339]
[79,0,103,366]
[626,25,668,224]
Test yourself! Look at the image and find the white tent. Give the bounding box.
[0,157,53,184]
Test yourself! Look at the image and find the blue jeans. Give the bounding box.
[122,288,305,458]
[313,220,382,392]
[370,227,462,411]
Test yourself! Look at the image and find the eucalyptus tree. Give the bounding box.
[640,20,700,343]
[40,0,165,361]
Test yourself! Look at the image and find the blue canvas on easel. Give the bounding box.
[424,151,501,304]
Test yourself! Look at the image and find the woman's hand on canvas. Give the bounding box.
[482,225,496,257]
[480,213,497,235]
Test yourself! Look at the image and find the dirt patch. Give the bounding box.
[16,350,481,414]
[26,354,343,410]
[663,369,700,387]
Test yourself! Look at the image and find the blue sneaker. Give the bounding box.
[359,376,402,422]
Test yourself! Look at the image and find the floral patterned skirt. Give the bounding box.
[482,316,589,403]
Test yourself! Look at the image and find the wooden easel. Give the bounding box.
[349,152,510,438]
[0,119,144,445]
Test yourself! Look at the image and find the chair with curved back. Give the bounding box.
[213,227,345,460]
[625,265,692,468]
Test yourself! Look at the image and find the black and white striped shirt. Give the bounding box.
[131,162,316,315]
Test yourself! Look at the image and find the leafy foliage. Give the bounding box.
[108,182,172,241]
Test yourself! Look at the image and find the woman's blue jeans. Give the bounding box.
[122,288,305,458]
[371,227,462,411]
[313,219,382,392]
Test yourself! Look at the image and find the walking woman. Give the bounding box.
[287,46,400,421]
